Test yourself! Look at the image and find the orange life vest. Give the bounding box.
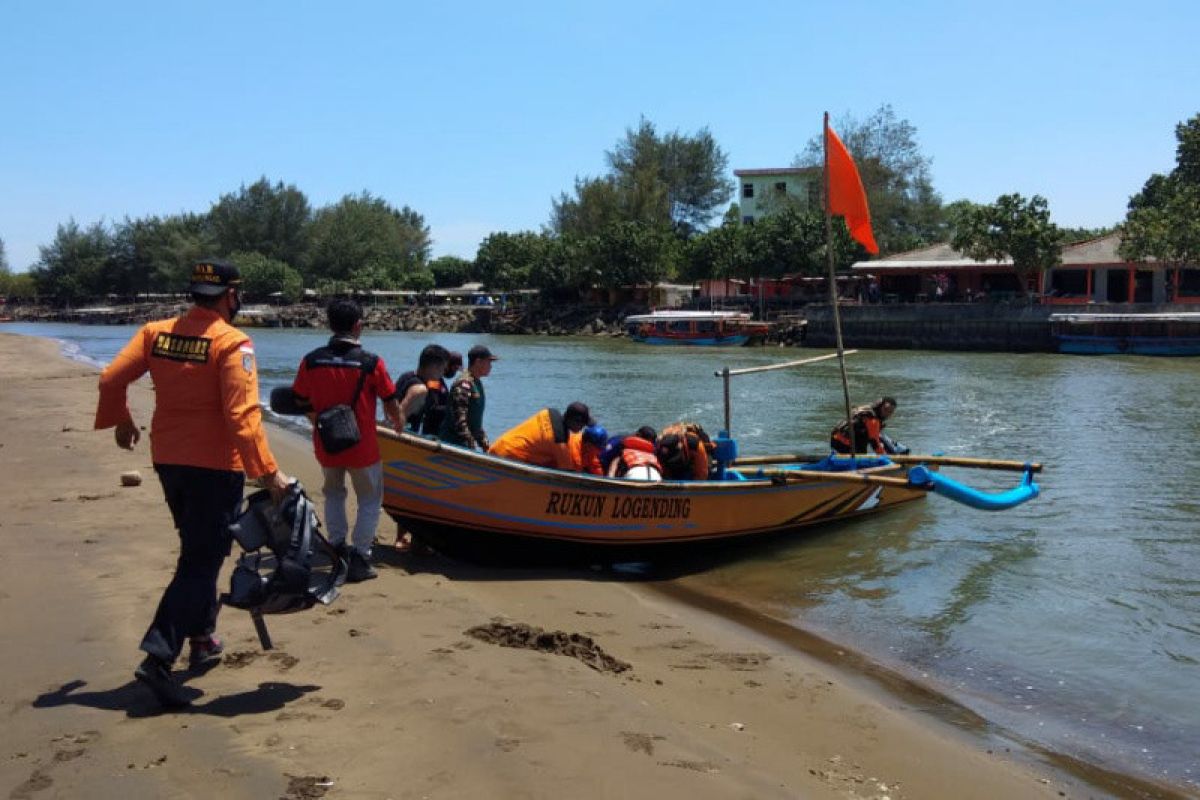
[657,423,711,480]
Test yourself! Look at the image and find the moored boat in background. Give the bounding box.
[624,309,771,346]
[1050,312,1200,355]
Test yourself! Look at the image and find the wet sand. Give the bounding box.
[0,331,1123,799]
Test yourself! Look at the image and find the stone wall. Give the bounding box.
[803,303,1055,352]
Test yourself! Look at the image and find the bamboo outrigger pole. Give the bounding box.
[824,111,858,453]
[732,452,1044,473]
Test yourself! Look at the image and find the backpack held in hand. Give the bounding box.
[315,359,373,453]
[222,482,347,616]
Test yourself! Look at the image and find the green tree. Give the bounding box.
[400,269,436,292]
[0,237,8,272]
[428,255,475,288]
[1120,113,1200,271]
[31,220,115,304]
[952,194,1062,296]
[551,118,734,238]
[474,231,550,290]
[110,213,217,294]
[307,192,431,287]
[551,177,626,238]
[746,206,827,279]
[587,222,680,288]
[2,272,37,299]
[208,178,311,267]
[230,250,304,302]
[684,221,750,283]
[1058,225,1116,245]
[797,104,944,254]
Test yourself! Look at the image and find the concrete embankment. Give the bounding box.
[803,303,1058,352]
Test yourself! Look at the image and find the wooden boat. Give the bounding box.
[379,428,928,561]
[1049,312,1200,356]
[623,310,771,346]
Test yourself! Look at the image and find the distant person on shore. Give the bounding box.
[292,299,402,583]
[488,401,593,470]
[94,258,291,709]
[438,344,497,451]
[395,343,450,435]
[830,397,898,455]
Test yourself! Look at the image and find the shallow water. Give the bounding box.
[9,321,1199,790]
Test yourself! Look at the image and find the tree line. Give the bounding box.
[17,183,438,304]
[8,107,1195,306]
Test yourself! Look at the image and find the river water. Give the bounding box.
[9,321,1199,792]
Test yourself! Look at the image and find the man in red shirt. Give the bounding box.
[292,299,402,582]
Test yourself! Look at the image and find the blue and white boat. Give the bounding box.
[1050,312,1200,356]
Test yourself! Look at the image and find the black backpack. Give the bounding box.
[222,483,347,629]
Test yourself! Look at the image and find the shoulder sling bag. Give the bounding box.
[315,354,374,454]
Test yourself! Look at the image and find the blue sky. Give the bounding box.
[2,0,1197,271]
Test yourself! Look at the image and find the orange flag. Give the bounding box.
[825,123,879,254]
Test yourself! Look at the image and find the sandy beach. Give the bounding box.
[0,331,1115,799]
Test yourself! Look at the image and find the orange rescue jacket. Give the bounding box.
[488,408,575,470]
[94,306,278,478]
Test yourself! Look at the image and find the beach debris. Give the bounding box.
[729,722,745,731]
[120,470,142,487]
[223,650,261,669]
[465,621,631,674]
[282,774,334,799]
[620,731,665,755]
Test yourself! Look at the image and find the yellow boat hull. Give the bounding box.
[379,429,926,561]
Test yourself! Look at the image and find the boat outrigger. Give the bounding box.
[374,425,1040,562]
[623,310,771,346]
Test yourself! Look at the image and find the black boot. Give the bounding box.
[134,655,191,709]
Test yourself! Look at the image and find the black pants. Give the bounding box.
[140,464,243,664]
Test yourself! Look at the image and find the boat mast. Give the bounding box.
[824,112,857,453]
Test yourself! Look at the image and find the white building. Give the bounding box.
[733,167,821,224]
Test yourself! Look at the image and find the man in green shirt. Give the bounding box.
[438,344,498,451]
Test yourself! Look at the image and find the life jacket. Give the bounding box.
[614,435,661,477]
[396,370,447,434]
[656,423,711,480]
[420,377,450,435]
[831,405,885,455]
[222,482,346,617]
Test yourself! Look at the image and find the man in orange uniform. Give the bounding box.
[95,259,290,708]
[489,402,594,470]
[830,396,897,455]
